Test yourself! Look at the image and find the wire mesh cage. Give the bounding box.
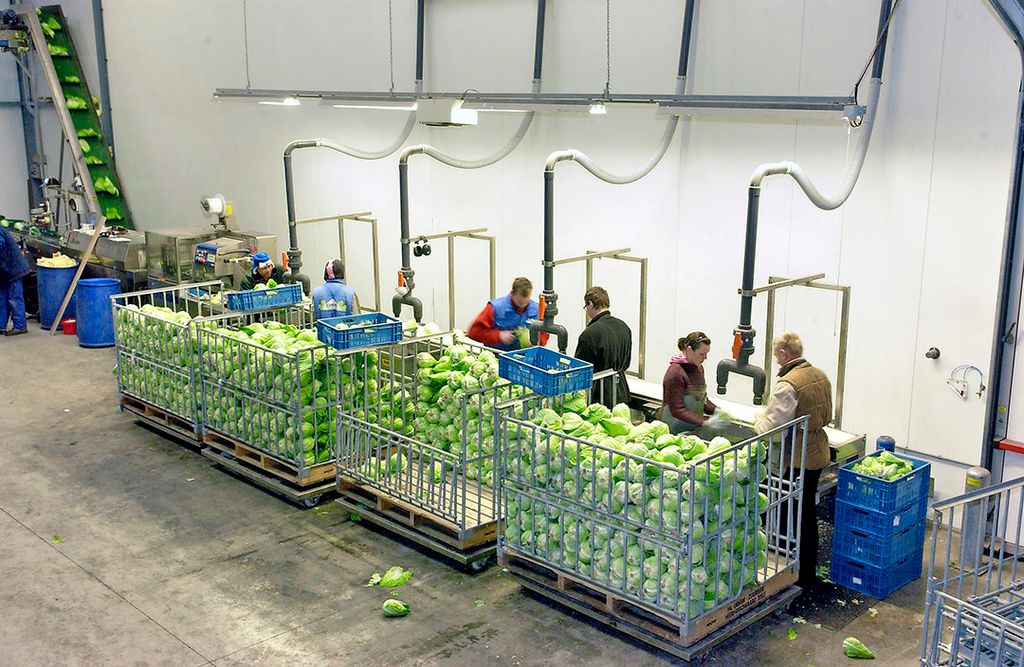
[922,476,1024,666]
[336,333,629,538]
[495,392,808,635]
[112,281,228,425]
[195,307,353,475]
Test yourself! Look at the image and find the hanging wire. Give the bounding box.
[388,0,395,93]
[603,0,611,97]
[242,0,252,90]
[851,0,903,104]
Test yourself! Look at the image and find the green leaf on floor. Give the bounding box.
[475,599,485,607]
[50,535,64,544]
[349,513,361,522]
[787,628,797,641]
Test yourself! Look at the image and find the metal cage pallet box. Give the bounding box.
[498,346,593,396]
[921,477,1024,666]
[196,309,355,506]
[317,312,402,351]
[335,334,533,569]
[225,283,303,311]
[495,397,810,659]
[837,451,930,513]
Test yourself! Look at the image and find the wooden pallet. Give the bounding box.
[500,548,798,654]
[120,394,201,445]
[203,428,335,487]
[337,474,499,556]
[202,449,335,507]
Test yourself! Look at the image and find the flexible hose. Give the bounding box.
[749,78,881,208]
[400,81,541,168]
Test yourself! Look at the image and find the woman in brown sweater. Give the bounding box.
[661,331,719,434]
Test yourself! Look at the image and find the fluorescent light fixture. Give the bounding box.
[475,107,529,114]
[330,102,418,111]
[589,103,607,115]
[258,96,301,106]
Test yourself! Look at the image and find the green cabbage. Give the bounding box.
[383,599,410,617]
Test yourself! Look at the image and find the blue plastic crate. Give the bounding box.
[835,497,927,539]
[831,548,923,599]
[498,346,593,397]
[225,283,302,311]
[832,520,925,567]
[837,451,930,513]
[316,312,402,351]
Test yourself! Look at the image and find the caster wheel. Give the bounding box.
[469,558,489,572]
[303,495,322,508]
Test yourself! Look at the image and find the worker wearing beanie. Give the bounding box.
[0,226,29,336]
[313,258,360,320]
[240,251,285,291]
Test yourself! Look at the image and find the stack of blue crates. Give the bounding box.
[831,450,930,598]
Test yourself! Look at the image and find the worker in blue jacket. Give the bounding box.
[468,276,548,350]
[0,226,29,336]
[240,251,286,291]
[313,259,359,320]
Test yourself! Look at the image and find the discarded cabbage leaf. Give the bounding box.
[378,565,412,588]
[66,95,87,110]
[104,206,122,221]
[365,572,382,587]
[382,598,410,617]
[77,127,99,138]
[94,176,119,196]
[84,155,104,165]
[842,637,874,659]
[62,74,80,84]
[79,138,90,153]
[48,43,69,57]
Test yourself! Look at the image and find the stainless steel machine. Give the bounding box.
[145,196,278,290]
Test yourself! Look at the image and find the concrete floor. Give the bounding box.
[1,332,930,666]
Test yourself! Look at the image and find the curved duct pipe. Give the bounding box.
[534,26,692,352]
[282,0,427,293]
[394,0,547,321]
[717,1,892,404]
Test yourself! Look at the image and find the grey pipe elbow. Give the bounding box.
[715,358,767,405]
[392,292,423,322]
[529,319,569,354]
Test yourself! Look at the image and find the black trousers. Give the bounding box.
[779,466,822,588]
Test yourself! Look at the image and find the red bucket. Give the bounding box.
[61,318,77,335]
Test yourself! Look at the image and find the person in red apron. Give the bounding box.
[661,331,728,437]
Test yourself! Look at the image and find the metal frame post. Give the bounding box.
[759,273,851,428]
[293,212,382,312]
[412,227,497,331]
[555,247,649,379]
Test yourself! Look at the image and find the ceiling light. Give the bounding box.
[331,103,418,111]
[589,103,607,115]
[258,96,301,106]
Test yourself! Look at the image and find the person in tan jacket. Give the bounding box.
[754,332,833,591]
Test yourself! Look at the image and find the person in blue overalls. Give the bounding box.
[313,259,360,320]
[240,251,286,290]
[467,276,548,350]
[0,226,29,336]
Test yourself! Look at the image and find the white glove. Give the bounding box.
[704,413,728,430]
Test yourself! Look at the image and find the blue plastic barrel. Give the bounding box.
[37,265,77,329]
[76,278,120,348]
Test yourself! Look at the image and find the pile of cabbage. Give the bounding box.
[502,401,770,620]
[201,321,387,466]
[407,337,526,487]
[115,304,198,418]
[402,319,443,339]
[850,450,914,481]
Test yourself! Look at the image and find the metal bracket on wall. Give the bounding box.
[759,273,851,429]
[551,247,648,379]
[293,211,382,312]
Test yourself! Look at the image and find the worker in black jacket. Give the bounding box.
[575,286,632,407]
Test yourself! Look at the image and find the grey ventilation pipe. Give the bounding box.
[393,0,547,322]
[281,0,426,294]
[533,0,696,352]
[716,0,892,404]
